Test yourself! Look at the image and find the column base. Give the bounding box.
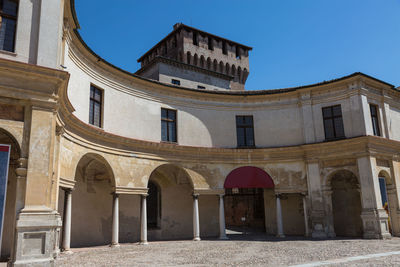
[109,243,120,248]
[193,237,201,241]
[218,235,229,240]
[276,234,285,238]
[61,249,73,255]
[139,241,149,245]
[311,223,328,239]
[361,209,392,239]
[12,208,62,266]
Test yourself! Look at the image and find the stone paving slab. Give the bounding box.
[55,236,400,266]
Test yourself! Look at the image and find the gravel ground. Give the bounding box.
[55,235,400,266]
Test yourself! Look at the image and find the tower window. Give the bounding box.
[370,104,381,136]
[0,0,18,52]
[236,46,241,59]
[208,37,213,50]
[89,85,103,128]
[222,41,227,55]
[193,32,198,46]
[161,108,177,143]
[322,105,345,140]
[236,115,255,148]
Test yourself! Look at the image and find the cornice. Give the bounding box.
[0,58,70,108]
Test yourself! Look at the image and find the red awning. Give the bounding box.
[224,166,274,188]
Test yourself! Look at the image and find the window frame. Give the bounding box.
[0,0,19,53]
[161,108,177,143]
[89,84,103,128]
[322,104,345,141]
[236,115,255,148]
[369,104,381,137]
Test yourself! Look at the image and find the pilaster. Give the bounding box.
[357,156,391,239]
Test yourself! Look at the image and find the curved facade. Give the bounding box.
[0,0,399,265]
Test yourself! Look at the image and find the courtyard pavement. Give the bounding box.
[55,235,400,266]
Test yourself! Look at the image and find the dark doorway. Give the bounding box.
[225,188,265,232]
[331,170,363,237]
[147,181,160,229]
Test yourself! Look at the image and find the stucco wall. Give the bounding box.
[158,62,231,90]
[66,43,383,149]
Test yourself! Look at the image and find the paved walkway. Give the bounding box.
[55,236,400,266]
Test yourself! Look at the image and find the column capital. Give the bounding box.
[275,193,283,198]
[193,193,200,198]
[111,192,120,197]
[141,193,149,198]
[218,194,225,198]
[63,187,74,193]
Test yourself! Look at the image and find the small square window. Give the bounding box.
[197,85,205,89]
[171,79,180,85]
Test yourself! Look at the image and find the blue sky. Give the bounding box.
[75,0,400,90]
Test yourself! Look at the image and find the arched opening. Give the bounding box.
[193,54,198,66]
[0,129,20,262]
[219,61,224,73]
[147,164,195,240]
[237,67,242,83]
[224,166,273,233]
[330,170,363,237]
[200,55,205,68]
[59,153,116,248]
[378,170,396,235]
[186,52,191,64]
[206,57,211,70]
[225,63,230,76]
[213,59,218,72]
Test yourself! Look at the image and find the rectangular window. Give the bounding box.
[0,0,18,52]
[222,41,227,55]
[197,85,205,89]
[322,105,345,140]
[236,115,255,148]
[193,32,198,46]
[235,46,241,59]
[370,104,381,136]
[208,37,213,50]
[161,108,177,143]
[171,79,180,85]
[89,85,103,128]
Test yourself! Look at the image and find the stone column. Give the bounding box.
[111,193,120,247]
[193,194,201,241]
[306,161,328,239]
[276,194,285,238]
[61,188,72,254]
[302,194,310,237]
[218,194,228,239]
[140,194,148,245]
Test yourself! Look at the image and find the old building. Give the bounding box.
[136,23,251,91]
[0,0,398,266]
